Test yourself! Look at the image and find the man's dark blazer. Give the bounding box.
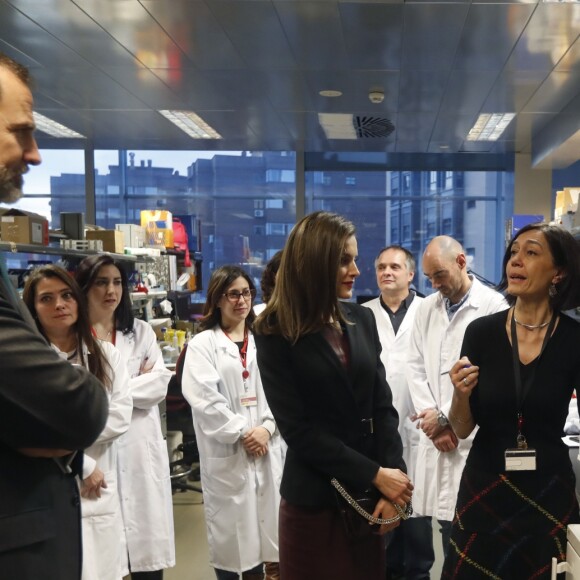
[255,301,405,508]
[0,270,108,580]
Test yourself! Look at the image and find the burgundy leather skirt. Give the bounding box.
[278,498,385,580]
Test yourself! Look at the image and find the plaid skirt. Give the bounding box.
[442,465,580,579]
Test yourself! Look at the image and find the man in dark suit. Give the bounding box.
[0,52,109,580]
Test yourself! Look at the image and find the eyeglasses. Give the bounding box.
[223,288,256,303]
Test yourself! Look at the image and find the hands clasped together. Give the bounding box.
[414,408,459,452]
[371,466,414,535]
[242,426,270,457]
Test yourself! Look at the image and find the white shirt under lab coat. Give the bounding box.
[54,340,133,580]
[364,294,423,484]
[406,278,508,521]
[182,327,283,574]
[115,319,175,574]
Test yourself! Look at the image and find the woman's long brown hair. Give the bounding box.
[254,211,356,343]
[23,265,112,390]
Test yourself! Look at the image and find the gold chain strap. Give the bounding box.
[331,478,413,525]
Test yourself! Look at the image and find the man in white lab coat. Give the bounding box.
[406,236,508,561]
[364,246,434,580]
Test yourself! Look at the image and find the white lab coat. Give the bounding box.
[182,327,283,574]
[406,278,508,521]
[52,341,133,580]
[115,319,175,574]
[363,294,423,484]
[565,391,579,435]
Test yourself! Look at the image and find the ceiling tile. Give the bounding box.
[339,3,403,70]
[401,4,469,71]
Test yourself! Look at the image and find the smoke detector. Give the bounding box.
[368,90,385,104]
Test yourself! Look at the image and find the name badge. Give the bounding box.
[505,448,537,471]
[240,391,258,407]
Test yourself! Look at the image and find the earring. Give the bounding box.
[549,283,557,298]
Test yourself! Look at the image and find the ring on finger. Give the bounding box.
[463,377,469,386]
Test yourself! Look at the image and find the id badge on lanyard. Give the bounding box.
[240,391,258,407]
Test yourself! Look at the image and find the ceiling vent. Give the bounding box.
[318,113,395,140]
[354,116,395,138]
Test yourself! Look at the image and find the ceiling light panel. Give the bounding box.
[318,113,357,140]
[33,112,85,138]
[466,113,515,142]
[159,110,222,139]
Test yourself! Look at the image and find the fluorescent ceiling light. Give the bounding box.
[33,112,85,138]
[319,90,343,98]
[466,113,515,141]
[159,110,222,139]
[318,113,357,139]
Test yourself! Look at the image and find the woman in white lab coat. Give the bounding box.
[76,255,175,580]
[182,265,282,580]
[23,265,133,580]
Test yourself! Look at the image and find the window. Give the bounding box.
[19,149,86,228]
[92,150,295,290]
[306,168,513,297]
[391,173,400,195]
[445,171,453,190]
[402,208,412,242]
[430,171,438,193]
[265,169,296,183]
[266,248,282,260]
[266,223,293,236]
[40,151,512,302]
[345,177,356,186]
[312,172,325,184]
[390,211,399,242]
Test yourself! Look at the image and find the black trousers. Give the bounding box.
[131,571,163,580]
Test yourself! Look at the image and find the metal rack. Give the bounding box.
[0,241,149,262]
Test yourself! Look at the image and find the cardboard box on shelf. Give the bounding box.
[555,188,579,220]
[0,208,49,245]
[86,229,125,253]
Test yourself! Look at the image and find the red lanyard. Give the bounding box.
[223,329,249,381]
[90,326,116,346]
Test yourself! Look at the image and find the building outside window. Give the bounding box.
[26,150,516,301]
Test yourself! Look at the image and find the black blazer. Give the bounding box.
[255,302,404,508]
[0,271,108,580]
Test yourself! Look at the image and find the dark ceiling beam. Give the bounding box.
[532,93,580,170]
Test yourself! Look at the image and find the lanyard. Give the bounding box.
[90,326,116,346]
[510,308,556,448]
[223,329,250,383]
